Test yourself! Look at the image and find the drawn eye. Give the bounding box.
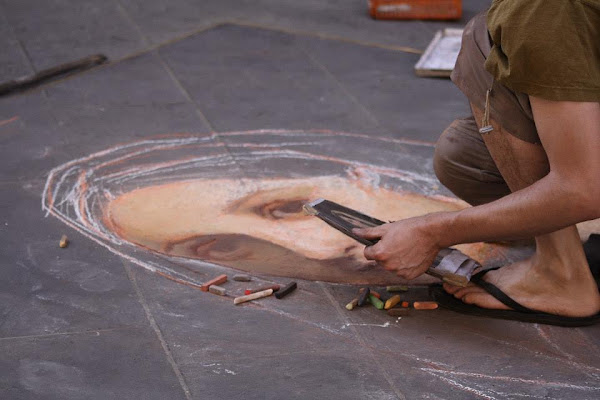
[224,187,312,221]
[254,198,307,220]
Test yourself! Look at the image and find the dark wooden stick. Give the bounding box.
[0,54,108,96]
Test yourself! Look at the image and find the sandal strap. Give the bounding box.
[471,268,535,314]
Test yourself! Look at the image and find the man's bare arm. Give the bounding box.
[434,98,600,247]
[354,98,600,279]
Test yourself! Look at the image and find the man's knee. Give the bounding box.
[433,121,469,192]
[433,117,510,205]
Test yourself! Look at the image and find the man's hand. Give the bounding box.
[353,216,442,280]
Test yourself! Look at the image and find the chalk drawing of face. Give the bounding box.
[43,130,504,287]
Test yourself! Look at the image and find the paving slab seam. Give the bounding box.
[123,261,192,400]
[0,14,423,99]
[465,330,600,380]
[114,1,230,149]
[152,51,215,131]
[153,50,253,183]
[0,0,34,76]
[228,18,424,55]
[113,0,253,184]
[318,282,407,400]
[113,0,208,131]
[301,47,382,129]
[114,0,151,47]
[0,0,64,131]
[0,326,142,342]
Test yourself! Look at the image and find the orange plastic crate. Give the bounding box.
[368,0,462,20]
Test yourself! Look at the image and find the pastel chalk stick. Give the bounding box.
[345,298,359,310]
[384,295,402,310]
[357,287,370,307]
[244,285,280,296]
[368,294,384,310]
[386,285,408,292]
[208,285,226,296]
[201,274,227,292]
[233,274,251,282]
[59,234,69,248]
[413,301,438,310]
[234,289,274,305]
[275,281,297,299]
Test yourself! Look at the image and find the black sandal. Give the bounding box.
[430,267,600,327]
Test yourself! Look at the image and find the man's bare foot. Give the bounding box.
[443,254,600,318]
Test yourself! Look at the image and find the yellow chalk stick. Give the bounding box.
[386,285,408,292]
[346,298,359,310]
[384,295,402,310]
[59,235,69,248]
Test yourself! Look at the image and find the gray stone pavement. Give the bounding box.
[1,1,599,399]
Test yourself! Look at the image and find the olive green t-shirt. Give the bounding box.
[485,0,600,102]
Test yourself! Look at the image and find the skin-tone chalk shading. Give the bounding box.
[368,294,384,310]
[401,301,411,308]
[234,288,274,305]
[386,285,408,292]
[244,284,280,296]
[384,295,402,310]
[103,172,488,287]
[387,308,410,317]
[59,234,69,248]
[346,297,359,310]
[357,287,370,306]
[233,274,251,282]
[275,281,297,299]
[413,301,439,310]
[201,274,227,292]
[208,285,226,296]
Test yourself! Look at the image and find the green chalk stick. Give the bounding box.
[368,294,384,310]
[386,285,408,292]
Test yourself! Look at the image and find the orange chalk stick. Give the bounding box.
[201,274,227,292]
[413,301,439,310]
[401,301,411,308]
[384,295,402,310]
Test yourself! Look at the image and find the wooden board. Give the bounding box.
[414,28,463,78]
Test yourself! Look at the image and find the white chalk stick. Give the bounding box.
[209,285,226,296]
[233,288,273,305]
[233,274,251,282]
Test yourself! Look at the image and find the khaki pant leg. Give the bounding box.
[434,116,511,206]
